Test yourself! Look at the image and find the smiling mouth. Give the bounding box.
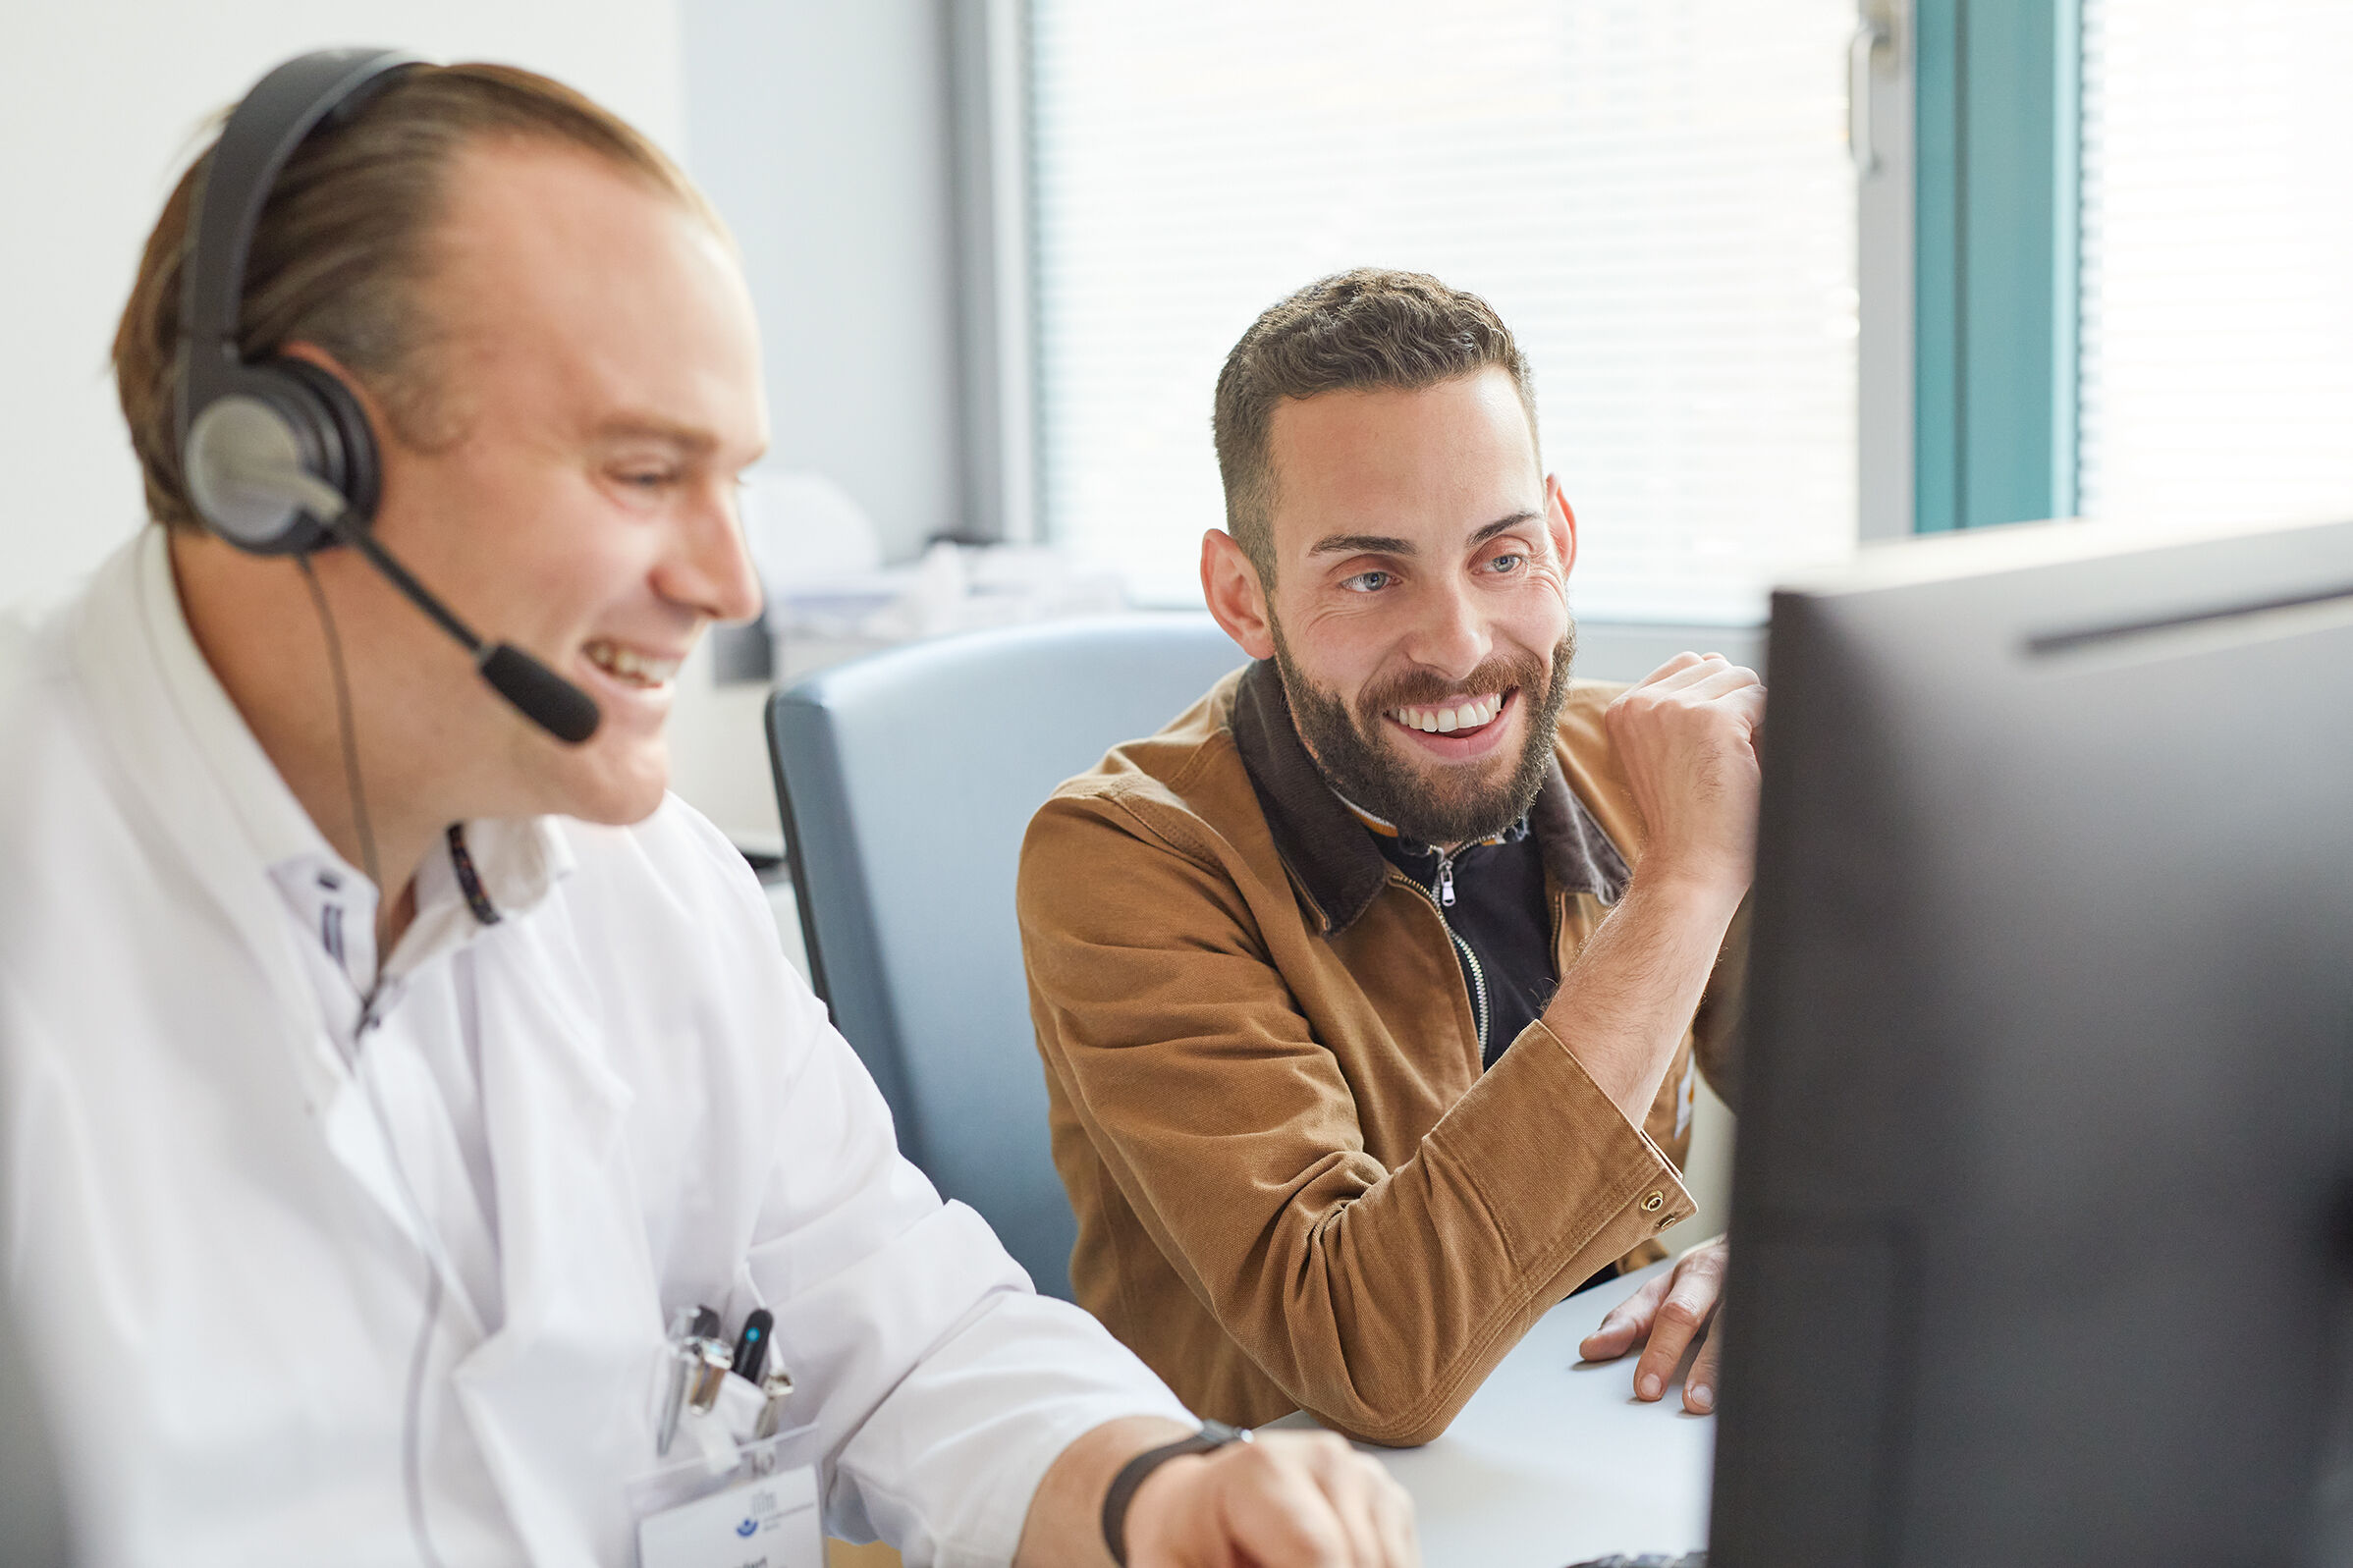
[583,638,683,690]
[1386,689,1512,735]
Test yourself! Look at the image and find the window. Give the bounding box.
[1028,1,1861,620]
[2078,0,2353,526]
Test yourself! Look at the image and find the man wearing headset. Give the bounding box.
[0,54,1412,1568]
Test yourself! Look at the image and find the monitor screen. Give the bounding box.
[1711,514,2353,1565]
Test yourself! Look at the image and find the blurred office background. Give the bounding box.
[4,0,2351,1379]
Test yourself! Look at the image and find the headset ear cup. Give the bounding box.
[179,360,383,556]
[270,357,383,529]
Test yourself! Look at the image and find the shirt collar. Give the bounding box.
[133,527,572,991]
[1229,657,1630,935]
[1332,789,1528,853]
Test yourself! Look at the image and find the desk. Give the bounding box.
[1273,1260,1712,1568]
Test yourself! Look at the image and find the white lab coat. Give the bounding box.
[0,529,1190,1568]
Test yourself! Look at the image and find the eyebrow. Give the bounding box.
[591,415,770,469]
[1307,511,1543,559]
[591,415,722,456]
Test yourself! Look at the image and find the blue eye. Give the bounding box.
[1341,570,1393,593]
[1486,553,1524,573]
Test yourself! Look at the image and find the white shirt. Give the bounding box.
[0,528,1190,1568]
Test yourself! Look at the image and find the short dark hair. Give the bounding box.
[114,62,721,531]
[1211,268,1538,584]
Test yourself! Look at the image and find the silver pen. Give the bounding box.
[753,1365,796,1440]
[655,1307,698,1458]
[685,1336,733,1415]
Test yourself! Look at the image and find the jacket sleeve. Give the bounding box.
[1019,790,1693,1446]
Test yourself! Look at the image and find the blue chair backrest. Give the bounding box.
[766,616,1248,1298]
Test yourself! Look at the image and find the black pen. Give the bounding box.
[731,1308,774,1382]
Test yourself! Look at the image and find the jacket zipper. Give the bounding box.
[1401,864,1490,1057]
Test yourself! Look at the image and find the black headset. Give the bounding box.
[177,47,601,744]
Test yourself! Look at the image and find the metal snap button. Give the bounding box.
[1641,1191,1665,1213]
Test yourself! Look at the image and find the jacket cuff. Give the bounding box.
[1432,1015,1697,1288]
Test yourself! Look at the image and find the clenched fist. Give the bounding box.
[1604,652,1765,900]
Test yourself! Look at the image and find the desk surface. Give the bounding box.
[1274,1260,1713,1568]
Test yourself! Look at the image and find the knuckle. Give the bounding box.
[1226,1440,1276,1481]
[1657,1300,1703,1330]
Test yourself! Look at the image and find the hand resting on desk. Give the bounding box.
[1576,1236,1725,1414]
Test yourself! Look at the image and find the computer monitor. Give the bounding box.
[1709,514,2353,1566]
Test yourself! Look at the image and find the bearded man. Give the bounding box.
[1016,269,1762,1444]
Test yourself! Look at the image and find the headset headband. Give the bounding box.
[175,48,424,450]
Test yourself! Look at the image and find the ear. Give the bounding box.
[276,340,403,444]
[1200,529,1276,661]
[277,339,365,398]
[1545,474,1578,580]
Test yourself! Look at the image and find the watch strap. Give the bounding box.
[1100,1420,1251,1566]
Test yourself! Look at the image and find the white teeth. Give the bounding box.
[1389,693,1510,731]
[586,640,680,687]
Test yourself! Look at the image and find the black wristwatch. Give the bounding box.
[1100,1420,1252,1566]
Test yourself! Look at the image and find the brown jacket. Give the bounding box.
[1017,660,1743,1444]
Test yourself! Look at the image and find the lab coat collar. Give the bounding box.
[93,528,573,1000]
[119,526,341,871]
[70,530,350,1109]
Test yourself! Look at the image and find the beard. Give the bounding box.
[1270,618,1577,847]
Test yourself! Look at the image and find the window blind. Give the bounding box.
[2079,0,2353,527]
[1028,1,1860,619]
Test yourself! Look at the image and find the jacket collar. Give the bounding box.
[1230,657,1630,935]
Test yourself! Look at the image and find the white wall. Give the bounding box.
[681,0,968,563]
[0,0,684,606]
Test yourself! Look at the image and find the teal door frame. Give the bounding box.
[1913,0,2081,532]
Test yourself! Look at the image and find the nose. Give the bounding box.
[656,479,765,625]
[1398,575,1492,683]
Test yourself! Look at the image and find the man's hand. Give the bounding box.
[1019,1419,1416,1568]
[1604,653,1765,898]
[1577,1238,1726,1414]
[1124,1430,1417,1568]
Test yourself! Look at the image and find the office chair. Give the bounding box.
[767,615,1248,1299]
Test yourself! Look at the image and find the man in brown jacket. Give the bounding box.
[1017,269,1762,1445]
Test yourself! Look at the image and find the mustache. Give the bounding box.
[1356,649,1549,720]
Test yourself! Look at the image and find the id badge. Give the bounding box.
[637,1462,823,1568]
